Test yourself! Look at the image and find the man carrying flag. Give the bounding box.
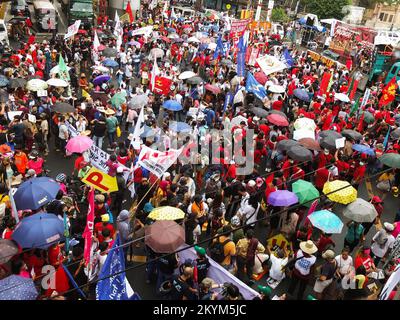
[126,0,134,23]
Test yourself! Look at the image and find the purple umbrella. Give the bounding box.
[268,190,299,207]
[93,75,111,86]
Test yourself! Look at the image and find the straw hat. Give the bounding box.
[299,240,318,255]
[80,130,91,136]
[104,109,115,115]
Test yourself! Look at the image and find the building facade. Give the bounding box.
[363,3,400,31]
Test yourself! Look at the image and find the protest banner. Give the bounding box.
[81,167,119,193]
[64,20,81,40]
[129,25,153,37]
[137,146,183,178]
[229,18,250,38]
[256,54,287,76]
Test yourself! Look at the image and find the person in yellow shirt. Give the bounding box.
[213,225,236,273]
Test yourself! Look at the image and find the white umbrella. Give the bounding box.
[91,65,110,73]
[179,71,197,80]
[335,93,350,103]
[168,33,180,39]
[149,48,164,59]
[49,65,71,75]
[208,42,217,51]
[188,36,201,43]
[343,198,378,223]
[294,118,317,131]
[268,85,285,93]
[293,129,316,141]
[46,78,69,87]
[26,79,48,91]
[231,115,248,127]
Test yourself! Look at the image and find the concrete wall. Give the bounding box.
[364,3,400,31]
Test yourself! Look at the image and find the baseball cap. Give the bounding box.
[194,245,206,256]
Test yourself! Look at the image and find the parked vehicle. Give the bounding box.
[33,0,58,31]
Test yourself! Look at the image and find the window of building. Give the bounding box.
[384,13,389,22]
[379,12,385,21]
[389,15,394,23]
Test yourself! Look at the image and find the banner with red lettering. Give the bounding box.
[137,146,183,178]
[229,19,250,38]
[248,47,260,66]
[150,75,173,96]
[83,188,95,266]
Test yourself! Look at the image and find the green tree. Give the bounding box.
[301,0,351,20]
[271,7,289,22]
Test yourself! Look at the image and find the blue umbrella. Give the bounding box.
[93,74,111,86]
[169,121,192,133]
[140,125,158,138]
[167,27,177,33]
[0,75,9,87]
[293,89,310,102]
[102,59,119,68]
[13,177,60,210]
[0,275,38,300]
[163,100,183,111]
[309,210,344,234]
[352,144,375,156]
[12,213,65,249]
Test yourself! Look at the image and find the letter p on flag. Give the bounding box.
[81,167,119,193]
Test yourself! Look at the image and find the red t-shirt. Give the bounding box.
[94,222,115,243]
[353,165,366,182]
[48,245,63,266]
[272,100,283,111]
[315,167,330,189]
[355,255,374,272]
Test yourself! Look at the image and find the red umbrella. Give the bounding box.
[205,83,221,94]
[254,71,268,85]
[298,138,321,151]
[77,29,87,35]
[161,36,171,43]
[145,220,185,253]
[267,114,289,126]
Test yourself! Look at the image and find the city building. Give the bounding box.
[363,3,400,30]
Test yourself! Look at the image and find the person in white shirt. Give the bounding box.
[335,247,353,279]
[371,222,396,265]
[265,244,289,282]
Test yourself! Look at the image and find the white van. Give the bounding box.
[0,20,9,46]
[33,0,57,31]
[272,23,285,38]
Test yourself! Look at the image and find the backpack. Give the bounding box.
[209,238,231,263]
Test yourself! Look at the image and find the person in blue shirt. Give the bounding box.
[203,106,215,128]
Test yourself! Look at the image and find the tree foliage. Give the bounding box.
[301,0,351,20]
[271,7,289,22]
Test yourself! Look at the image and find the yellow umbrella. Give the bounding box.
[147,206,185,221]
[323,180,357,205]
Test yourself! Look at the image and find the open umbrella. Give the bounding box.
[269,110,288,119]
[150,48,164,59]
[168,33,180,40]
[319,130,343,139]
[186,76,204,85]
[0,239,19,264]
[254,72,268,85]
[13,177,60,210]
[390,128,400,140]
[8,78,26,89]
[66,135,93,154]
[93,75,111,86]
[147,206,185,220]
[268,85,285,93]
[50,65,71,75]
[12,213,65,249]
[287,145,313,161]
[0,75,9,87]
[352,144,375,156]
[0,144,11,154]
[188,36,201,43]
[26,79,48,91]
[145,220,185,253]
[320,136,342,150]
[231,115,248,127]
[129,94,149,109]
[268,190,299,207]
[250,107,269,118]
[140,125,159,138]
[343,198,378,223]
[46,78,69,87]
[292,179,319,205]
[169,121,192,133]
[220,59,233,66]
[110,91,127,107]
[102,47,118,57]
[379,153,400,168]
[276,139,299,151]
[309,210,344,234]
[128,40,141,47]
[294,118,316,131]
[53,102,74,114]
[323,180,357,205]
[0,275,38,300]
[267,114,289,126]
[293,129,315,141]
[205,83,221,94]
[179,71,197,80]
[102,59,119,68]
[293,88,310,102]
[360,111,375,124]
[298,138,321,151]
[342,129,363,141]
[163,100,183,111]
[335,93,350,103]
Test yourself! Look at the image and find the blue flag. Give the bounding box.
[283,49,294,67]
[237,36,247,77]
[62,264,86,299]
[96,235,130,300]
[246,72,267,100]
[223,92,232,113]
[213,35,224,59]
[384,127,391,151]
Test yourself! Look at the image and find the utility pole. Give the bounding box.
[255,0,263,22]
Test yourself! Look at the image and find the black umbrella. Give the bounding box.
[319,130,342,140]
[0,239,19,264]
[102,47,118,57]
[9,78,27,89]
[391,128,400,140]
[342,129,363,141]
[320,136,339,150]
[53,102,75,114]
[276,139,300,152]
[287,145,313,161]
[0,89,8,103]
[250,107,269,118]
[186,76,204,85]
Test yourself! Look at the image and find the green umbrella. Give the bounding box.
[379,153,400,169]
[110,92,127,107]
[292,179,320,207]
[360,111,374,124]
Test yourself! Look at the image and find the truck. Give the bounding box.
[63,0,94,27]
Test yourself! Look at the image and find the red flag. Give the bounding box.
[28,35,35,45]
[348,78,359,101]
[319,72,331,96]
[357,112,365,132]
[150,75,172,95]
[379,77,398,107]
[83,188,95,265]
[126,1,134,23]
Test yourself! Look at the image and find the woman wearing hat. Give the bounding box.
[370,222,396,266]
[287,240,318,300]
[313,249,338,300]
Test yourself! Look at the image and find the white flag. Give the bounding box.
[93,30,100,52]
[137,146,184,178]
[162,0,169,18]
[130,106,145,149]
[149,0,157,10]
[171,7,177,20]
[150,56,160,92]
[64,20,81,40]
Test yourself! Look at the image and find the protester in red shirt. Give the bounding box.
[272,96,284,111]
[314,165,332,191]
[94,215,115,244]
[352,160,367,189]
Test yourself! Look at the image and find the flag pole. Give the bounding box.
[129,177,161,216]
